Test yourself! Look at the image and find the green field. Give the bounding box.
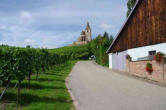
[0,61,76,110]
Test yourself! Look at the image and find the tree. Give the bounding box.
[89,33,114,66]
[0,48,15,86]
[14,49,29,106]
[103,32,109,39]
[110,35,114,43]
[127,0,137,17]
[26,48,35,88]
[34,50,42,80]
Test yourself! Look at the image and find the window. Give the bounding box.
[149,50,156,56]
[82,37,85,41]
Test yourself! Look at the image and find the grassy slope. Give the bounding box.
[0,61,76,110]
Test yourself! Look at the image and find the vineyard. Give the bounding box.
[49,44,92,60]
[0,34,112,109]
[0,45,91,110]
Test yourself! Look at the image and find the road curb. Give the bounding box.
[65,67,81,110]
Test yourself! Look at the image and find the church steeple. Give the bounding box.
[86,22,91,30]
[85,22,91,42]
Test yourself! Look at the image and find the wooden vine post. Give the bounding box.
[17,80,21,107]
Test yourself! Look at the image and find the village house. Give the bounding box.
[107,0,166,82]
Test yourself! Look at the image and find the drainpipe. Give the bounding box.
[163,59,165,82]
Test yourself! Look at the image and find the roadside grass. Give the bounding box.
[0,61,77,110]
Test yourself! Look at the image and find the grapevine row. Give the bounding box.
[0,46,68,105]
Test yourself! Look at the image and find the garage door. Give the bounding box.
[112,51,127,71]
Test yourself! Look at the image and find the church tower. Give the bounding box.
[72,22,92,46]
[85,22,92,42]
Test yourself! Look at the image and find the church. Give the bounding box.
[73,22,92,45]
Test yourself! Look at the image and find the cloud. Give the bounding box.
[99,23,116,30]
[0,0,128,48]
[19,11,33,25]
[24,39,35,44]
[20,11,31,19]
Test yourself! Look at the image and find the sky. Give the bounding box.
[0,0,128,49]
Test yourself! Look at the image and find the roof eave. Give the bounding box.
[106,0,141,54]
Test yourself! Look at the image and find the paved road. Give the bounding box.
[66,61,166,110]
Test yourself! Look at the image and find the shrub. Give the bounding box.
[146,63,153,75]
[154,52,164,63]
[126,54,132,61]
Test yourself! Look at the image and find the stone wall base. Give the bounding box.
[126,60,166,83]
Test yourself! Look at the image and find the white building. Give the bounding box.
[107,0,166,71]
